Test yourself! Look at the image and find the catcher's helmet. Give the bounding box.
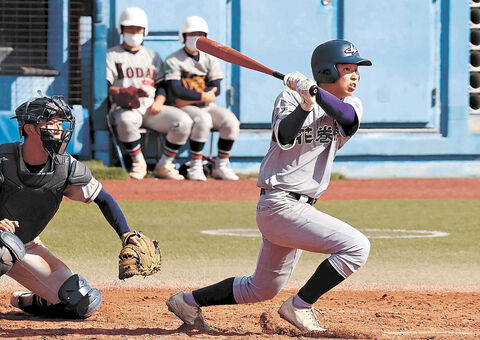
[11,93,75,156]
[117,7,148,35]
[311,40,372,83]
[179,16,208,43]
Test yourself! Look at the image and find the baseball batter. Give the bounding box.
[166,40,372,332]
[0,94,140,318]
[107,7,193,180]
[164,16,240,181]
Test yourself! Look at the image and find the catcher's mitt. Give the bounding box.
[118,230,162,279]
[181,75,207,93]
[111,86,148,109]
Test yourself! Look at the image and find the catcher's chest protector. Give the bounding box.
[0,142,70,243]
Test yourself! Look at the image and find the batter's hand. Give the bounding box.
[295,78,317,111]
[283,72,309,91]
[149,95,166,115]
[0,219,19,233]
[201,87,217,105]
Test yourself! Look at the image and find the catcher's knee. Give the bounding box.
[0,231,26,276]
[58,274,102,318]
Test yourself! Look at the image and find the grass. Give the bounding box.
[18,199,479,287]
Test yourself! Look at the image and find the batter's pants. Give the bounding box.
[233,189,370,304]
[7,237,73,304]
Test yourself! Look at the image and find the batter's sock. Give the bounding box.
[297,259,345,305]
[217,138,234,159]
[158,139,181,165]
[191,277,237,307]
[189,139,205,160]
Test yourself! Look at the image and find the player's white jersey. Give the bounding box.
[106,45,164,114]
[164,48,223,83]
[257,88,363,198]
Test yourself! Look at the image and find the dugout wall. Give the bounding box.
[0,0,478,177]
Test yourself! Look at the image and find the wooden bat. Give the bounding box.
[195,37,318,96]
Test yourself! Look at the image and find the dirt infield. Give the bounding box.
[2,178,480,339]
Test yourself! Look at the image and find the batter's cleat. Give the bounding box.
[278,297,326,332]
[129,158,147,180]
[153,161,184,180]
[187,159,207,181]
[10,291,52,315]
[166,291,211,331]
[212,161,239,180]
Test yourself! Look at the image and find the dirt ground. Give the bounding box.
[2,178,480,339]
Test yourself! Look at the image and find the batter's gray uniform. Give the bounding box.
[232,89,370,303]
[164,48,240,142]
[106,45,192,145]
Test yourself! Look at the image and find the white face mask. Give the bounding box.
[185,36,199,52]
[123,33,144,47]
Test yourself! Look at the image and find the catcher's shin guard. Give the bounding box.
[0,231,26,276]
[58,274,102,318]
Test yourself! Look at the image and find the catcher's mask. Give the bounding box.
[11,92,75,159]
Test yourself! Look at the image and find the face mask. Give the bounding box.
[185,36,199,52]
[123,33,144,47]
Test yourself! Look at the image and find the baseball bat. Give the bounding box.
[195,37,318,96]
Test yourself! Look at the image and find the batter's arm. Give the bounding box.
[277,105,311,145]
[315,88,356,127]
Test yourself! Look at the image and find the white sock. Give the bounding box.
[183,292,199,307]
[216,157,229,168]
[158,153,174,167]
[293,295,312,309]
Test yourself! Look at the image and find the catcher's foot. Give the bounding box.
[10,291,53,315]
[278,296,326,332]
[166,291,212,331]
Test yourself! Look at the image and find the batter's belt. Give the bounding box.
[260,188,317,206]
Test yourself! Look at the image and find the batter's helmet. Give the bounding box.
[117,7,148,35]
[11,93,75,156]
[311,40,372,83]
[179,16,208,43]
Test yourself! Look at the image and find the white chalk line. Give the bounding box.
[200,228,450,239]
[384,331,479,335]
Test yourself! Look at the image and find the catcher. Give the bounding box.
[0,93,161,319]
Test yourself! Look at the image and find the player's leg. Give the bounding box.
[112,108,146,179]
[207,105,240,180]
[143,105,193,180]
[257,190,370,330]
[7,238,102,319]
[179,105,212,181]
[166,234,301,329]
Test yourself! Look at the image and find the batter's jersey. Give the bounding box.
[164,48,223,88]
[257,88,363,199]
[106,45,164,114]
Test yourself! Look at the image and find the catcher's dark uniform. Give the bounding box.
[0,142,101,305]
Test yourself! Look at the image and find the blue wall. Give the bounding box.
[0,0,478,177]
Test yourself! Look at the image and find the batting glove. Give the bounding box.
[296,78,317,111]
[283,72,308,91]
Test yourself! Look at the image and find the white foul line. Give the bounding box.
[200,228,449,239]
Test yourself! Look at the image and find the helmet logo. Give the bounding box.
[344,43,358,56]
